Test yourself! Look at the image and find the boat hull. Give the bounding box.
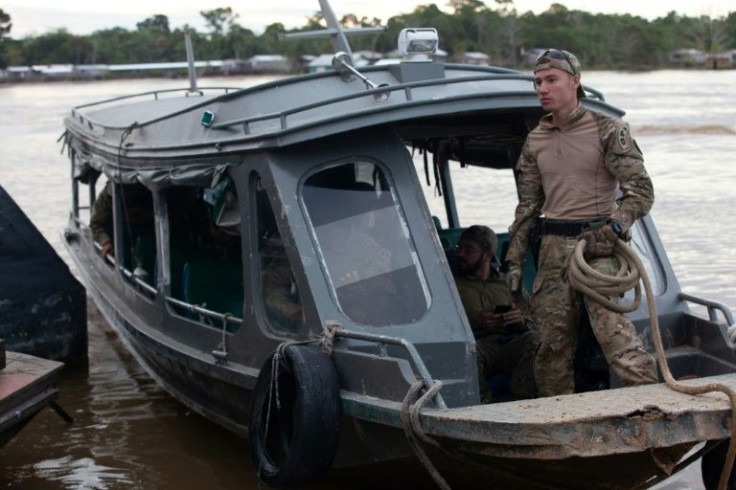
[64,233,255,437]
[65,221,736,488]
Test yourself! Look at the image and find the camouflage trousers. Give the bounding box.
[531,234,658,396]
[476,330,539,402]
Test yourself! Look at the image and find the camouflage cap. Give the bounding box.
[461,225,497,255]
[534,49,586,98]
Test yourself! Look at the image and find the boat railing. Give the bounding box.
[89,236,242,327]
[68,71,607,136]
[70,87,241,130]
[91,240,157,298]
[330,327,448,410]
[164,295,242,327]
[71,73,537,134]
[73,86,241,111]
[680,292,735,326]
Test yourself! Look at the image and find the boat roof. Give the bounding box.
[64,61,622,169]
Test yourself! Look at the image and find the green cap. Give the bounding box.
[534,49,585,98]
[461,225,497,255]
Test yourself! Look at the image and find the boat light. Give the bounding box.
[398,28,438,56]
[201,110,215,127]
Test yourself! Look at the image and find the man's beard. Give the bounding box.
[457,257,482,275]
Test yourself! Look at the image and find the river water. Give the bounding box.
[0,69,734,489]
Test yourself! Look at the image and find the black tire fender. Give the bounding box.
[249,344,342,488]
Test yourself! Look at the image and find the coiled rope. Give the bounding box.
[569,238,736,490]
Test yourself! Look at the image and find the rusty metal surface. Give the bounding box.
[418,375,736,460]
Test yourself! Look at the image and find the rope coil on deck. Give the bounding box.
[570,238,736,490]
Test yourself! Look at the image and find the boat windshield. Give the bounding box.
[303,161,430,325]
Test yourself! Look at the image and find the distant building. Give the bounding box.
[294,55,316,73]
[75,64,109,79]
[463,52,490,66]
[705,51,736,70]
[245,55,291,74]
[3,66,32,82]
[31,64,74,79]
[221,55,291,75]
[668,49,706,68]
[307,53,370,73]
[354,50,383,64]
[432,48,449,63]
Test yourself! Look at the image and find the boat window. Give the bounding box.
[256,178,305,333]
[166,184,244,329]
[75,170,104,229]
[303,161,430,325]
[90,181,156,296]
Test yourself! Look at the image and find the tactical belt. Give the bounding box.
[540,219,602,237]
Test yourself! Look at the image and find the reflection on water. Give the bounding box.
[0,70,734,488]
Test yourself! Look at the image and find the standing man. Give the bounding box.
[506,49,657,396]
[454,225,538,403]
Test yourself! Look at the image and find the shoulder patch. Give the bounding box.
[617,126,630,152]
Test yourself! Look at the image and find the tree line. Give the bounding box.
[0,1,734,71]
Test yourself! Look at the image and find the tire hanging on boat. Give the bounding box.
[249,344,342,488]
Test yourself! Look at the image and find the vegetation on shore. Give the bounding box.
[0,1,734,71]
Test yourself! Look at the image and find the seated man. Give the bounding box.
[453,225,538,403]
[90,181,153,259]
[261,230,304,329]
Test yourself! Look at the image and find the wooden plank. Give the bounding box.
[0,352,63,411]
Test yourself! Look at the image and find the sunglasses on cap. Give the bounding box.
[536,49,579,76]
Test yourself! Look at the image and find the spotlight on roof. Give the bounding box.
[398,28,439,57]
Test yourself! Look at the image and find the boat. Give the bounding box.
[0,339,65,449]
[60,1,736,488]
[0,185,87,367]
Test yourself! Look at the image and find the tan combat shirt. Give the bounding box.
[506,104,654,267]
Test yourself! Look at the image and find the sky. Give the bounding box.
[3,0,734,39]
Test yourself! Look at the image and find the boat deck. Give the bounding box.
[422,374,736,459]
[343,372,736,460]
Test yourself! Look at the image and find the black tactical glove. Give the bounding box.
[580,223,621,259]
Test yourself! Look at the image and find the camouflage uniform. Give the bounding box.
[261,236,304,330]
[89,181,154,249]
[454,273,538,402]
[89,181,115,248]
[507,104,658,396]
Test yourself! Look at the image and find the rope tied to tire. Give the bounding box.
[570,238,736,490]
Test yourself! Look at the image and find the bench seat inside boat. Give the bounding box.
[181,258,244,320]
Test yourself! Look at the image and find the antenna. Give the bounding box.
[185,30,198,92]
[279,0,384,65]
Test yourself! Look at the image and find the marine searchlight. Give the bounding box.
[398,28,439,58]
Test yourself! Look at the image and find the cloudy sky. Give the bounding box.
[3,0,734,39]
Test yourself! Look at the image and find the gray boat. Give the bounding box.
[60,2,736,488]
